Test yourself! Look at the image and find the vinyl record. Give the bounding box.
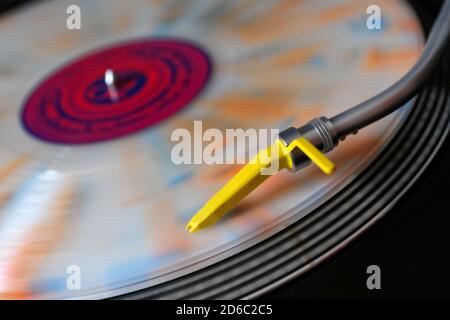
[0,0,427,298]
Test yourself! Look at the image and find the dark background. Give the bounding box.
[1,0,449,299]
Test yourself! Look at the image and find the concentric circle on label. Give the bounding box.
[22,39,211,144]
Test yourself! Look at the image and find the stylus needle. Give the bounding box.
[186,137,335,233]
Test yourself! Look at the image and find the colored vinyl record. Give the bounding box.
[0,0,426,298]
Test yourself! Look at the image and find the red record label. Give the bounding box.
[21,39,211,144]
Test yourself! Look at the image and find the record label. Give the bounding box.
[21,40,211,144]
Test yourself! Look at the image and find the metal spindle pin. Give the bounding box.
[104,68,119,102]
[105,69,115,86]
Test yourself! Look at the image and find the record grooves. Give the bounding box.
[118,24,450,301]
[120,51,450,300]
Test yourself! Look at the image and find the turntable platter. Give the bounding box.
[0,0,423,298]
